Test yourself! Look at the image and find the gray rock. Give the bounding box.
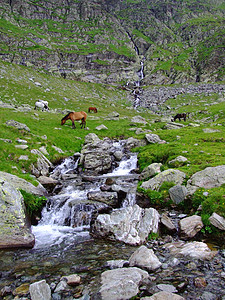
[142,291,185,299]
[0,171,47,196]
[164,241,217,260]
[186,165,225,195]
[140,163,162,180]
[129,245,162,271]
[141,169,186,191]
[6,120,31,132]
[161,213,176,231]
[83,151,112,174]
[131,115,147,124]
[169,184,187,204]
[95,124,108,130]
[29,280,51,300]
[91,204,160,245]
[87,191,118,207]
[0,179,35,249]
[145,133,166,144]
[100,267,149,300]
[31,149,54,177]
[168,156,188,167]
[84,133,101,145]
[209,212,225,230]
[179,215,203,239]
[106,260,129,269]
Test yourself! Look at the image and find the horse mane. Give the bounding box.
[61,111,72,121]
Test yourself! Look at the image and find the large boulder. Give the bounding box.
[91,204,160,245]
[100,267,149,300]
[186,165,225,195]
[0,179,35,249]
[141,169,186,191]
[0,171,47,196]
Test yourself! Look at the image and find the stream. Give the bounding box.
[0,141,225,299]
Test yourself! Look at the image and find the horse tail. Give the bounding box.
[95,108,97,113]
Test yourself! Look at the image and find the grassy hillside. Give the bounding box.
[1,60,225,232]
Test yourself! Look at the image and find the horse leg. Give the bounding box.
[72,121,76,129]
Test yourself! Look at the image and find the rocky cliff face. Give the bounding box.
[0,0,224,87]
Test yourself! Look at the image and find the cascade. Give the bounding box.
[126,31,145,109]
[32,141,138,249]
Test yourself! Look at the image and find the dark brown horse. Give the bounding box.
[88,107,97,113]
[61,111,87,129]
[171,113,187,122]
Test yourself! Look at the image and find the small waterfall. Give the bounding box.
[32,142,138,249]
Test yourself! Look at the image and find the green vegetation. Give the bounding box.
[20,189,47,219]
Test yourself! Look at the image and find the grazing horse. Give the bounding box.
[171,113,187,122]
[61,111,87,129]
[88,107,97,113]
[34,100,49,111]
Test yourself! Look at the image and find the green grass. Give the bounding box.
[1,59,225,222]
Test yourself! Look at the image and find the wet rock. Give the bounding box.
[141,291,185,299]
[106,260,129,269]
[61,274,81,286]
[179,215,203,239]
[91,204,160,245]
[164,241,217,260]
[87,191,119,207]
[129,245,162,271]
[161,213,176,232]
[29,280,51,300]
[100,267,149,300]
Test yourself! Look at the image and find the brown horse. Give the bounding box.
[88,107,97,113]
[61,111,87,129]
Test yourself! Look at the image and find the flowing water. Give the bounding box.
[0,143,139,298]
[0,142,224,299]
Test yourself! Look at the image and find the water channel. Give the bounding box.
[0,141,224,299]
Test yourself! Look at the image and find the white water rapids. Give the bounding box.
[32,146,138,249]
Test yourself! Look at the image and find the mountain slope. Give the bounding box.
[0,0,224,87]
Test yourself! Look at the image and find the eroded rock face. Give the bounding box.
[0,179,35,249]
[91,204,160,245]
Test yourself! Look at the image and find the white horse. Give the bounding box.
[34,100,49,111]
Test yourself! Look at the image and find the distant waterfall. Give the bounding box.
[126,31,145,109]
